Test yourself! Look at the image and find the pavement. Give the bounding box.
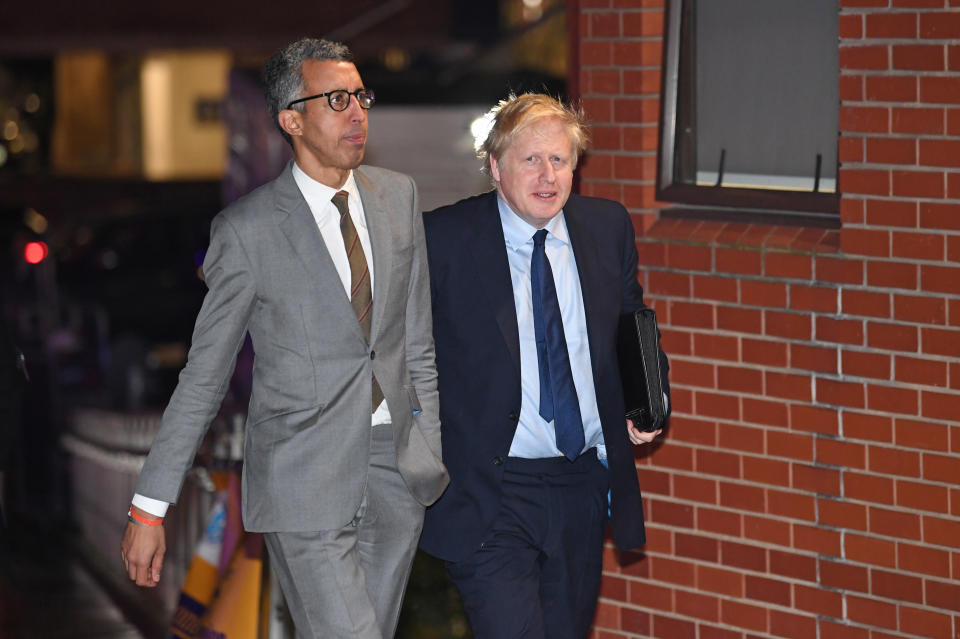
[0,508,471,639]
[1,517,149,639]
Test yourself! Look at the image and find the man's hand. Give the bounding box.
[627,419,662,445]
[120,505,166,587]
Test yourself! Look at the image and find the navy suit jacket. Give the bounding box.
[419,191,669,562]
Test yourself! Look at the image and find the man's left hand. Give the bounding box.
[627,419,661,445]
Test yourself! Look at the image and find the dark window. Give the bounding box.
[657,0,839,222]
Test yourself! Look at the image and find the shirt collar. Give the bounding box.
[292,163,361,219]
[496,195,569,251]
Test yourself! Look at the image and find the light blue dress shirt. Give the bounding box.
[498,197,607,460]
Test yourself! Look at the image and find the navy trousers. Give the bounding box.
[445,450,609,639]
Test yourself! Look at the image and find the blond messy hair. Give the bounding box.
[475,93,590,176]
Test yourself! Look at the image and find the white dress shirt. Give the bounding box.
[291,164,390,426]
[497,197,607,461]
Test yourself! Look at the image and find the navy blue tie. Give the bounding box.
[531,229,584,461]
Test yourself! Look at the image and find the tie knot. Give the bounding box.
[331,190,350,216]
[533,229,548,247]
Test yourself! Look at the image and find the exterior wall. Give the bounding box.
[575,1,960,638]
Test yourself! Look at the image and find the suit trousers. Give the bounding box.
[264,424,424,639]
[445,450,609,639]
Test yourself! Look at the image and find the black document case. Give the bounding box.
[617,308,668,432]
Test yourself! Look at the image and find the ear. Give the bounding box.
[278,109,302,139]
[489,155,501,183]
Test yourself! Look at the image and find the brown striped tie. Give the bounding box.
[332,190,383,412]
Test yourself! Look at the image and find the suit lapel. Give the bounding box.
[563,196,605,385]
[469,193,521,375]
[275,163,367,343]
[355,168,391,345]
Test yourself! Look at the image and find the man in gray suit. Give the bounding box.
[121,38,448,639]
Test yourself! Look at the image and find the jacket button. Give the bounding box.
[370,351,375,360]
[507,412,518,421]
[493,456,504,466]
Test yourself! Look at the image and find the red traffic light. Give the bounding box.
[24,241,49,264]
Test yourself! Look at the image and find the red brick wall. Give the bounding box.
[574,1,960,637]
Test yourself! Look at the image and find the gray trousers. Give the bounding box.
[264,424,425,639]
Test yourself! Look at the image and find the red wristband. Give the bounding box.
[128,508,163,526]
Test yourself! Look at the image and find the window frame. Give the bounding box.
[656,0,840,221]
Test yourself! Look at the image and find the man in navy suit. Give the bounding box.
[420,93,670,639]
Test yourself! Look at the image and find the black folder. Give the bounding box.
[617,308,667,433]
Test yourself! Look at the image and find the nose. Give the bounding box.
[539,162,556,183]
[346,94,366,121]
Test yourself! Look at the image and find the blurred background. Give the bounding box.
[7,3,960,639]
[0,1,569,637]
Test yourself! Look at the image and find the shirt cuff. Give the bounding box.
[132,493,170,518]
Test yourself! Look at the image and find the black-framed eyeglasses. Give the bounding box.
[286,89,375,112]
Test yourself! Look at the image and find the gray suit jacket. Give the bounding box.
[135,163,448,532]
